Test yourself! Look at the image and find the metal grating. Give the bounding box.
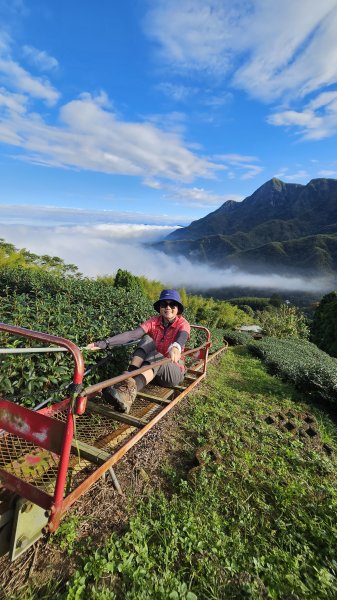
[0,432,59,493]
[0,374,198,499]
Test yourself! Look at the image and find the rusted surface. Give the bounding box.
[83,342,211,396]
[0,323,85,528]
[57,369,208,527]
[0,470,52,510]
[0,400,65,455]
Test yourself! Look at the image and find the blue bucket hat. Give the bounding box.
[153,289,184,314]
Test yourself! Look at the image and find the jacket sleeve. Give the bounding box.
[94,326,145,349]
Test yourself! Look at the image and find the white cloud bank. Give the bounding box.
[0,217,331,294]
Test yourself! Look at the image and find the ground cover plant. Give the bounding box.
[22,348,337,600]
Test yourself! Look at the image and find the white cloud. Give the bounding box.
[0,204,190,227]
[0,86,26,112]
[0,221,330,293]
[165,185,243,207]
[144,0,237,74]
[214,153,263,180]
[0,35,224,182]
[142,179,244,207]
[145,0,337,139]
[268,95,337,140]
[274,167,310,181]
[57,223,180,243]
[145,1,337,96]
[22,45,59,72]
[0,39,59,104]
[0,82,222,180]
[156,82,197,102]
[318,169,337,177]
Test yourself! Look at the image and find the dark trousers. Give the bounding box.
[133,335,185,387]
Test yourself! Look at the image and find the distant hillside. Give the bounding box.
[156,178,337,276]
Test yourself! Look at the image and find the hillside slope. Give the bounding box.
[157,178,337,275]
[13,348,337,599]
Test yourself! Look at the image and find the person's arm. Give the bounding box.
[167,330,189,363]
[86,326,145,350]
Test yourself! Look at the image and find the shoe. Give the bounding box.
[102,378,137,414]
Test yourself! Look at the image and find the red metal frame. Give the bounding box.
[0,322,213,532]
[0,323,84,517]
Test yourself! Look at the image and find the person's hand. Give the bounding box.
[169,346,181,363]
[84,343,101,351]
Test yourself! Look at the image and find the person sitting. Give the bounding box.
[86,289,190,414]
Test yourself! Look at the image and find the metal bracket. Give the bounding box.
[9,497,49,561]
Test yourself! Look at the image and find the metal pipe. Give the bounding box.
[82,343,210,396]
[0,346,68,355]
[0,323,84,385]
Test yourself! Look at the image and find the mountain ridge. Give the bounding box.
[157,177,337,276]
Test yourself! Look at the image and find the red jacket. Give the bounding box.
[140,315,190,371]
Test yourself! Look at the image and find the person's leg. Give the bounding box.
[154,363,185,388]
[103,336,165,413]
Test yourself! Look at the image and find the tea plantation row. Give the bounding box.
[223,330,337,406]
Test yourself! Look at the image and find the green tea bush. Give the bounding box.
[256,304,309,339]
[248,337,337,405]
[223,329,251,346]
[0,270,153,406]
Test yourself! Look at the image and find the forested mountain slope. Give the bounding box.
[157,178,337,275]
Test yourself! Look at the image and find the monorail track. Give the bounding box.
[0,322,227,560]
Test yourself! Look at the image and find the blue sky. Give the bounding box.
[0,0,336,290]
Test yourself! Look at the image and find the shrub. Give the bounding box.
[0,270,153,406]
[311,291,337,358]
[256,304,309,339]
[222,329,251,346]
[248,337,337,405]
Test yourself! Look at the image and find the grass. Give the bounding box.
[17,348,337,599]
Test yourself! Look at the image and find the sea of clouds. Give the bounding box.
[0,205,333,294]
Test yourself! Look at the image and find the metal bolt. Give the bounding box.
[16,535,28,549]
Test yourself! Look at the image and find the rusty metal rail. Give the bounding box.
[0,322,228,559]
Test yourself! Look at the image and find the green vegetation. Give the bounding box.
[0,249,244,406]
[222,329,251,346]
[0,267,154,406]
[0,238,81,276]
[256,304,309,340]
[27,349,337,599]
[249,337,337,406]
[311,291,337,358]
[2,240,337,599]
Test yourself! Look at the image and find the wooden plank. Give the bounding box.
[70,440,111,465]
[137,392,171,405]
[86,401,146,428]
[187,367,204,375]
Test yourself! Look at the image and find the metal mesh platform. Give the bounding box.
[0,385,170,498]
[0,432,59,492]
